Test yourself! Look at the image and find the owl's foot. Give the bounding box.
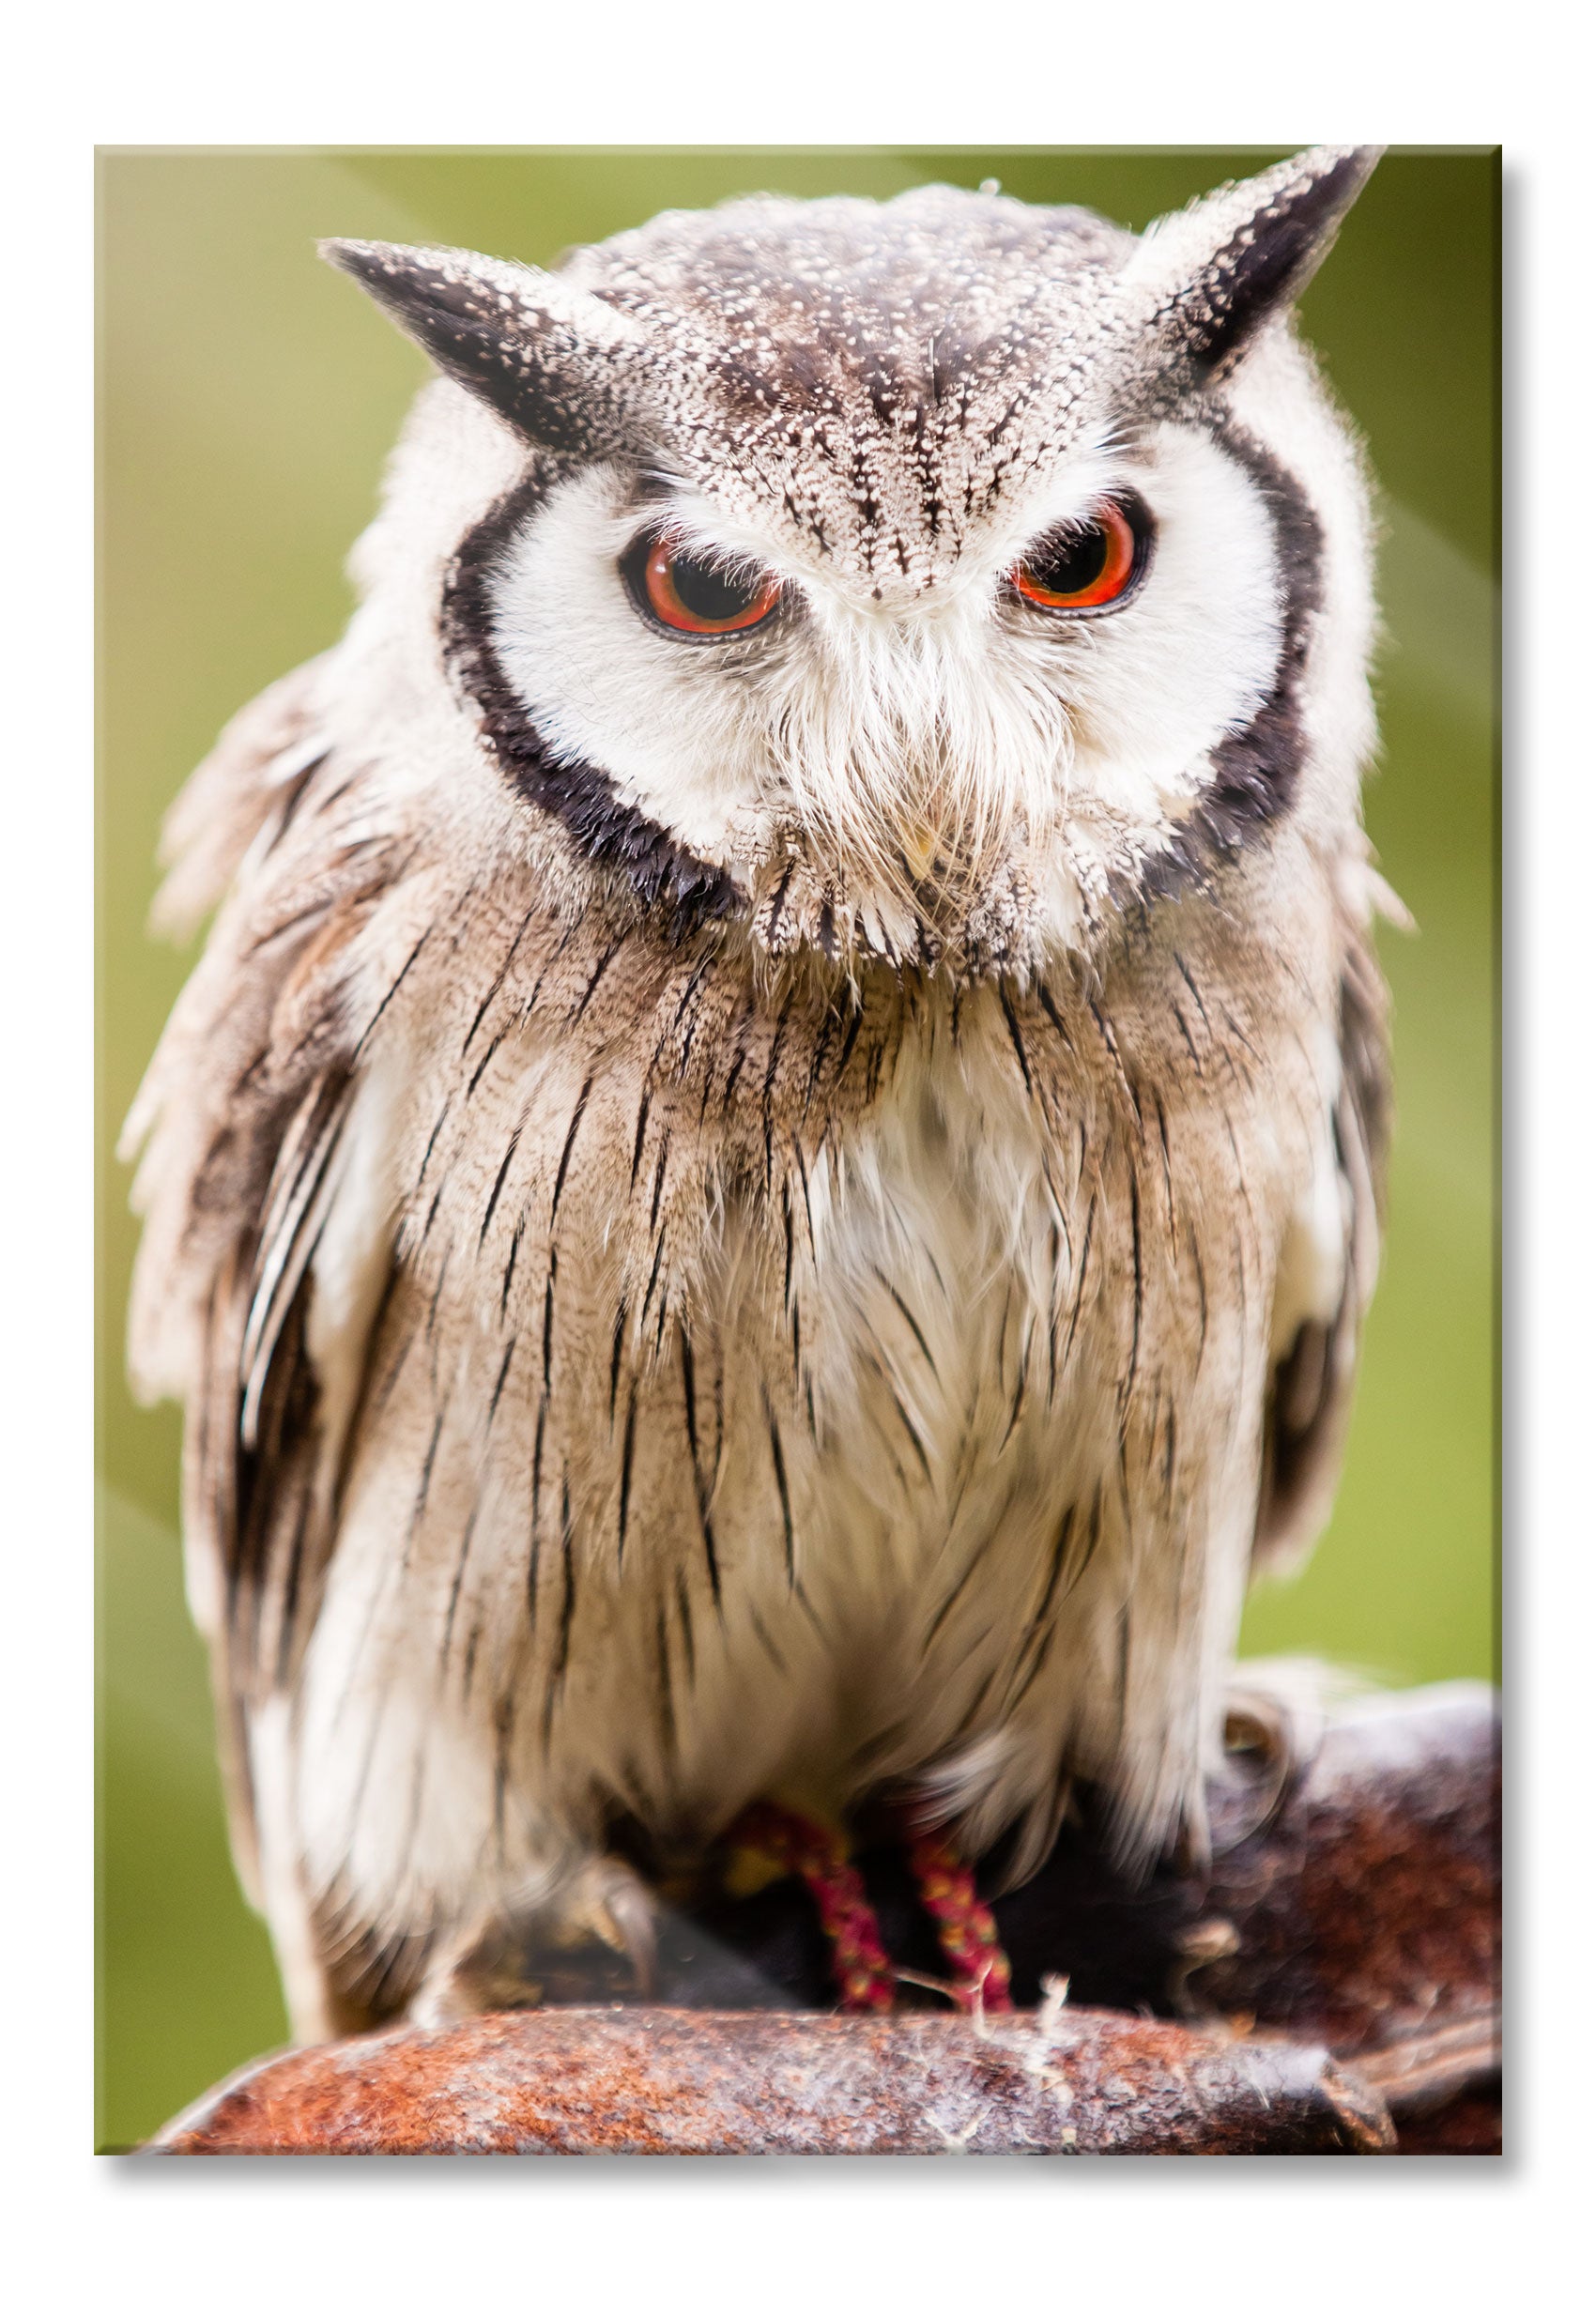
[728,1803,898,2009]
[903,1824,1014,2015]
[726,1803,1014,2016]
[409,1856,657,2028]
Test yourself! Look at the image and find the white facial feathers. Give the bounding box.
[484,420,1286,953]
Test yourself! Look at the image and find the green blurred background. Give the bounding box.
[96,148,1498,2149]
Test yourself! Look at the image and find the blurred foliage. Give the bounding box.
[96,147,1498,2149]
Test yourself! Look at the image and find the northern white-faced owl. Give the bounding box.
[125,146,1391,2037]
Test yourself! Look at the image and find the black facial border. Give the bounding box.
[1127,419,1326,910]
[440,468,745,936]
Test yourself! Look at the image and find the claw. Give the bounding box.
[408,1856,658,2025]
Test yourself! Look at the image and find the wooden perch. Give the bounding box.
[151,2004,1395,2156]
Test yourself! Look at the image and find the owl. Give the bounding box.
[125,146,1391,2039]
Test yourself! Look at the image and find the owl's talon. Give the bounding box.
[409,1857,658,2027]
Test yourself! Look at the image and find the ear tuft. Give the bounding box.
[1131,146,1383,378]
[320,238,649,456]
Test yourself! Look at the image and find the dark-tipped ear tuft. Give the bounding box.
[320,238,648,457]
[1132,146,1383,379]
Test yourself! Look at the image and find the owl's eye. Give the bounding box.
[625,533,782,638]
[1009,498,1150,616]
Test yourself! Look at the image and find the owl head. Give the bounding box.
[322,146,1379,976]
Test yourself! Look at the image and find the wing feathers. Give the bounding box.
[150,653,338,942]
[239,1072,351,1449]
[1253,911,1391,1572]
[126,670,412,1912]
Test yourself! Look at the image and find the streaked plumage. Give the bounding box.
[126,146,1391,2037]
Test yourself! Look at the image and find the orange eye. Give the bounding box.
[634,535,782,636]
[1010,499,1146,615]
